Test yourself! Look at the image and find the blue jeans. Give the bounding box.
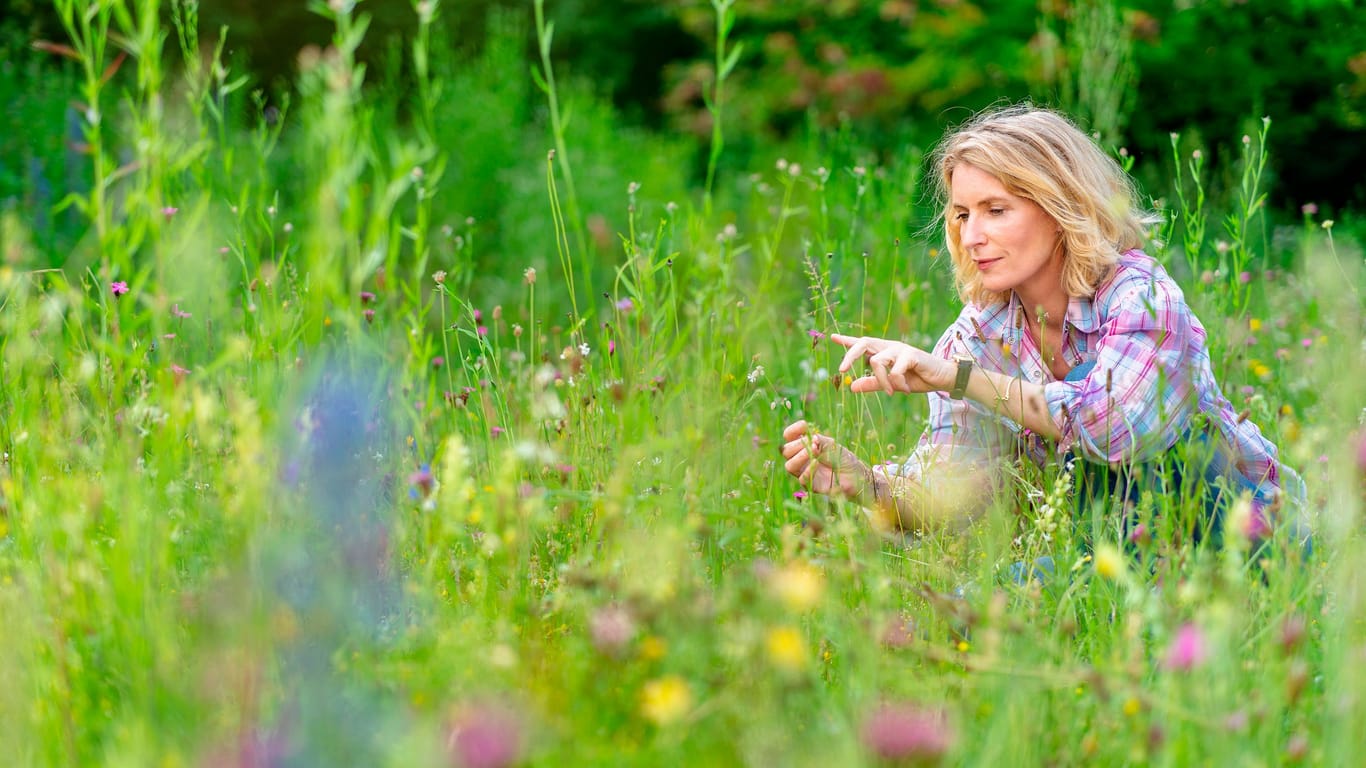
[1009,362,1307,585]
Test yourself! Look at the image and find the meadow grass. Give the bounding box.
[1,2,1364,766]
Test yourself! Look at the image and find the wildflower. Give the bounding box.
[161,206,178,220]
[170,364,190,384]
[880,615,915,649]
[1164,623,1208,671]
[1249,318,1262,332]
[523,267,536,285]
[171,303,191,319]
[490,426,505,438]
[110,281,129,296]
[638,635,667,662]
[445,703,523,768]
[769,560,824,613]
[432,270,447,284]
[793,490,808,501]
[747,365,764,384]
[432,357,444,369]
[1322,219,1334,230]
[1356,429,1366,473]
[1278,614,1307,656]
[1093,543,1126,581]
[1127,522,1150,547]
[859,702,955,764]
[362,308,375,323]
[360,291,376,304]
[408,464,435,498]
[639,675,692,725]
[808,329,825,347]
[1238,271,1252,284]
[578,343,591,357]
[615,297,634,312]
[765,625,807,673]
[478,326,488,337]
[590,605,636,656]
[608,340,616,356]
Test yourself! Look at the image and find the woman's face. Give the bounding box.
[949,163,1064,302]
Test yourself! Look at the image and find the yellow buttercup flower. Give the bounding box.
[770,560,825,613]
[640,675,692,725]
[639,635,667,662]
[1093,544,1126,581]
[765,625,807,673]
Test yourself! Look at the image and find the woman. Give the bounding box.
[781,106,1303,548]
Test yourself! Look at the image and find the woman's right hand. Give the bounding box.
[780,420,873,501]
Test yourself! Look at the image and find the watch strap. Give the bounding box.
[949,357,973,400]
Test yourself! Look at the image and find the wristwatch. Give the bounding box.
[949,355,974,400]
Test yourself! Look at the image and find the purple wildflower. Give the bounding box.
[360,291,376,304]
[110,281,129,296]
[615,297,634,312]
[408,464,434,498]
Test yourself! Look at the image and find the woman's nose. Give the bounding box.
[961,215,985,247]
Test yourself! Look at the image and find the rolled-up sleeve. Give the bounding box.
[893,315,1011,481]
[1044,280,1199,464]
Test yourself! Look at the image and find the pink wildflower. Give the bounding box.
[445,703,523,768]
[171,303,191,319]
[589,604,636,656]
[161,206,178,220]
[1164,623,1208,671]
[110,281,129,296]
[860,702,955,763]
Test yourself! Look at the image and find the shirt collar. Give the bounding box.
[1065,294,1098,333]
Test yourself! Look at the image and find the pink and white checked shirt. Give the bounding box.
[899,250,1290,501]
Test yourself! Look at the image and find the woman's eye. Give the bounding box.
[989,208,1005,215]
[954,212,969,221]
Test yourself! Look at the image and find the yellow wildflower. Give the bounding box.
[765,626,807,673]
[770,560,825,613]
[639,675,692,725]
[1093,544,1126,581]
[639,635,667,662]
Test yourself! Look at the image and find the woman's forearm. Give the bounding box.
[961,366,1061,441]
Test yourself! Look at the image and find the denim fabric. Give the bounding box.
[1006,362,1308,587]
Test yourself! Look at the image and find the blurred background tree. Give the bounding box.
[3,0,1363,222]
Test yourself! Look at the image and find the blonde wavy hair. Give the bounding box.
[932,105,1160,307]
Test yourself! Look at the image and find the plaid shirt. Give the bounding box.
[897,250,1293,506]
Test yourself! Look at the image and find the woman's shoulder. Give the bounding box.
[1094,249,1187,307]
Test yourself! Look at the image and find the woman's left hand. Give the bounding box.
[831,333,955,395]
